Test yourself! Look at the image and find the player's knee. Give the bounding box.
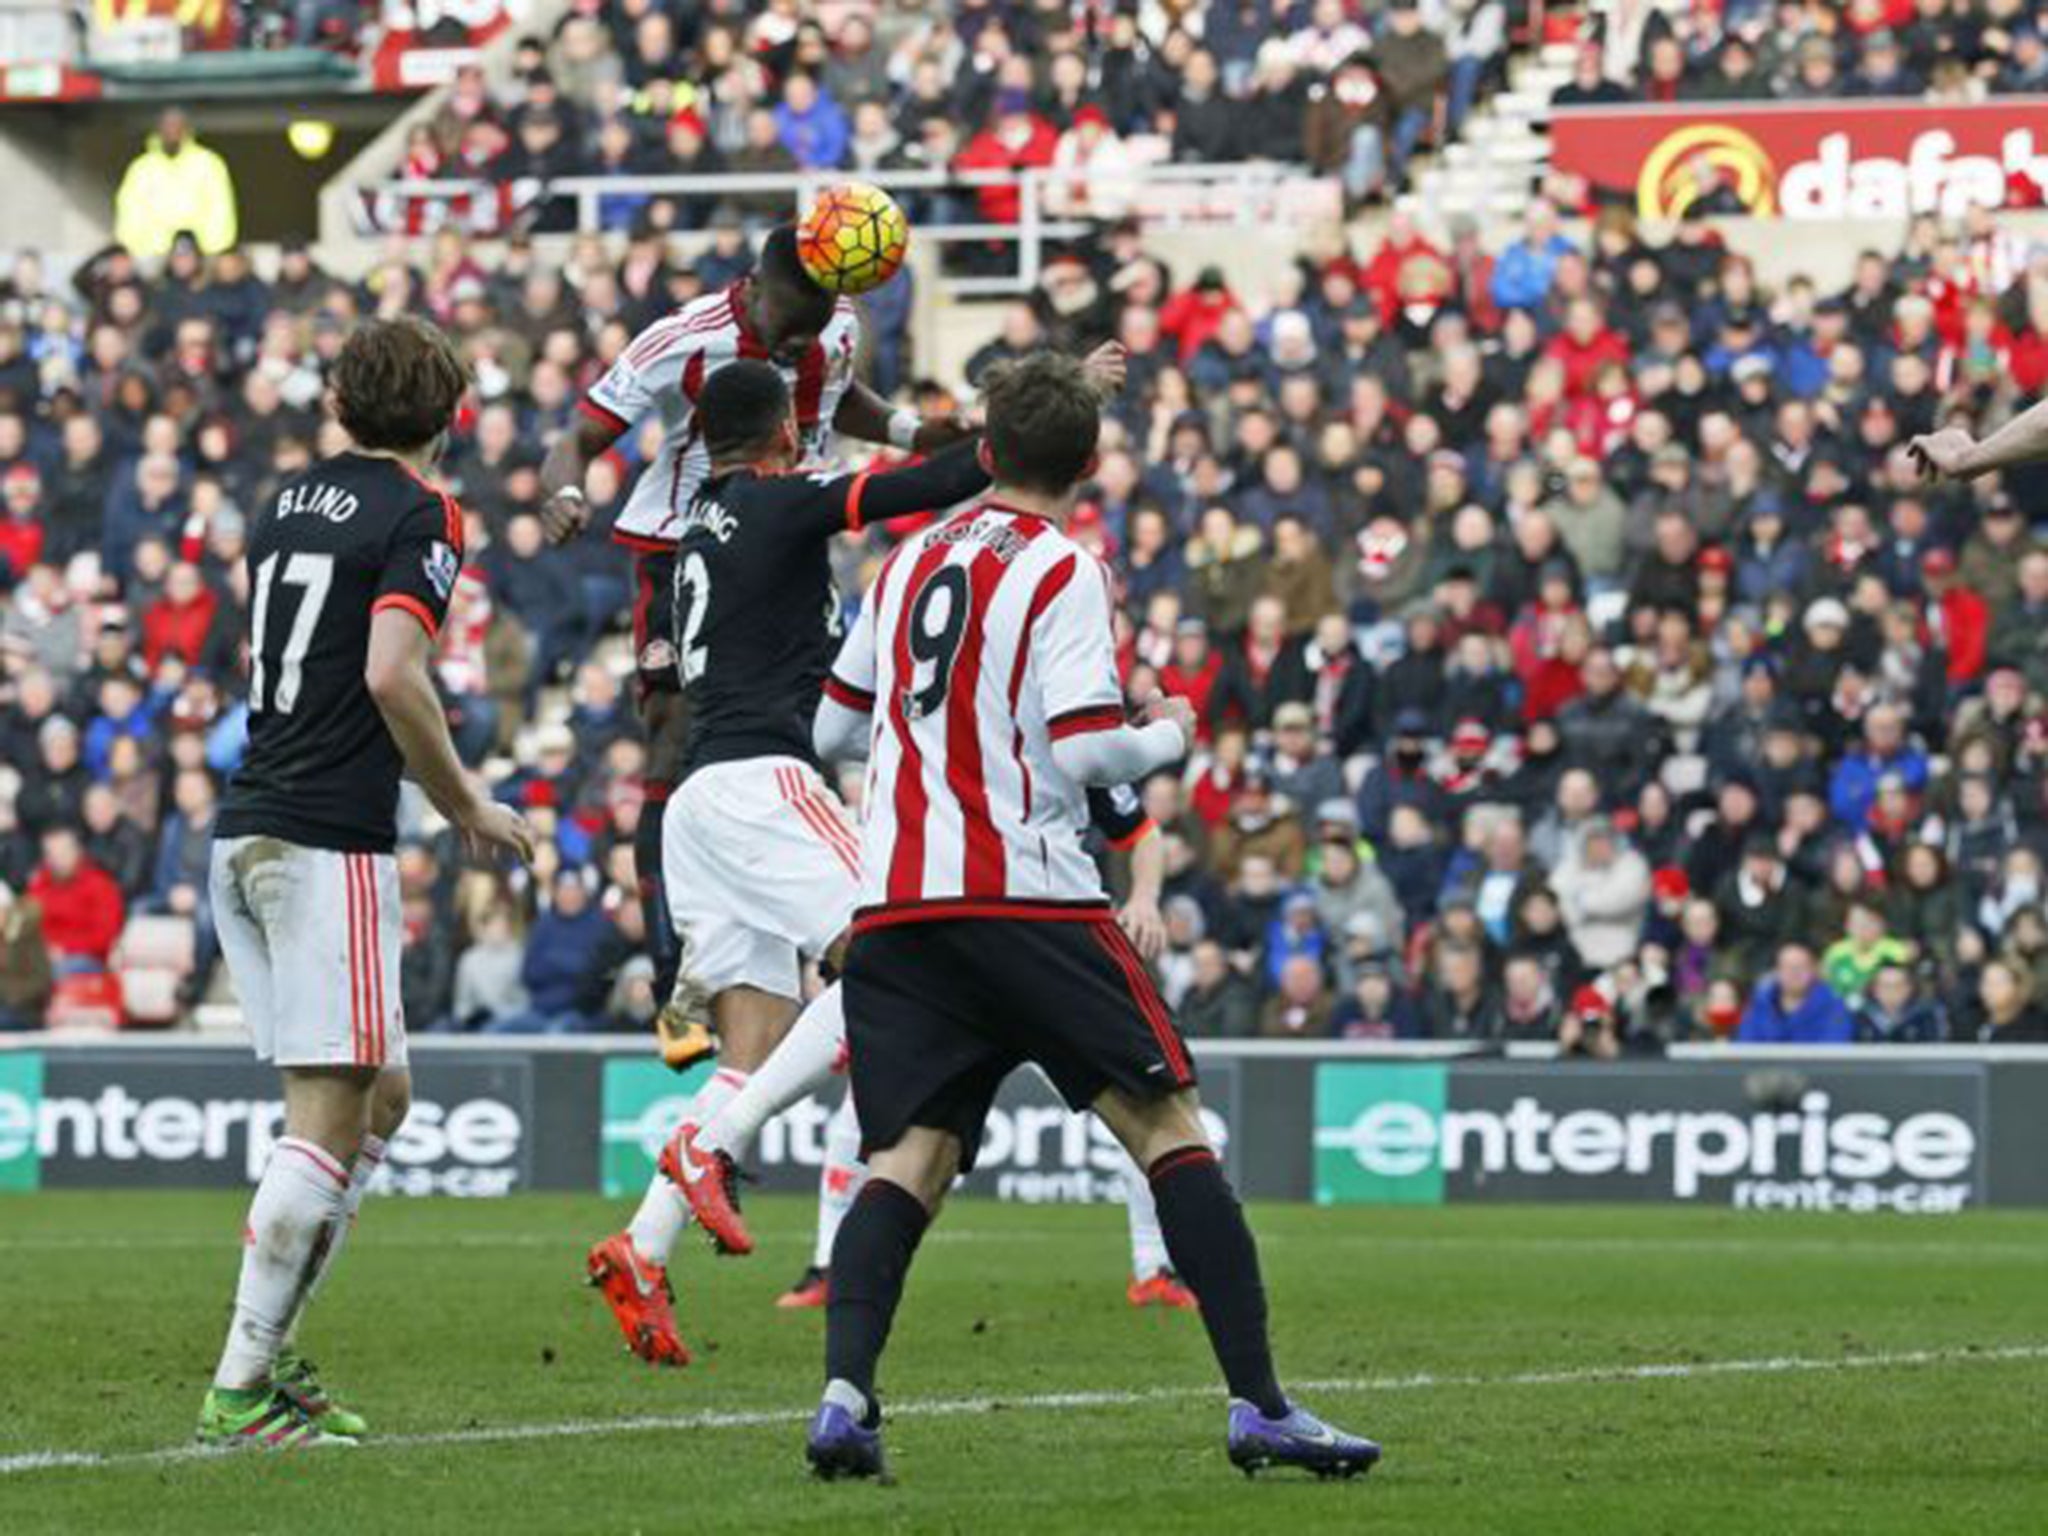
[1098,1085,1210,1171]
[371,1068,412,1141]
[869,1129,960,1214]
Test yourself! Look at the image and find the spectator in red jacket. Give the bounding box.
[1361,210,1446,324]
[1920,548,1988,685]
[954,91,1059,225]
[140,560,219,670]
[1543,297,1631,401]
[1160,616,1226,740]
[27,826,125,971]
[0,462,42,584]
[1158,266,1240,365]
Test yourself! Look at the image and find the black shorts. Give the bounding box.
[630,548,681,700]
[843,914,1198,1173]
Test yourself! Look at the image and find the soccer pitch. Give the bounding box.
[0,1196,2041,1534]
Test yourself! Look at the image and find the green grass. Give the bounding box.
[0,1195,2043,1534]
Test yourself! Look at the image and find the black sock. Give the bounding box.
[824,1179,931,1407]
[1148,1147,1288,1418]
[636,782,678,999]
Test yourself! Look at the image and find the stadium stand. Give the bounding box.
[1,1,2047,1056]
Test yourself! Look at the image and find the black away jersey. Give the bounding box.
[673,441,988,779]
[217,452,464,853]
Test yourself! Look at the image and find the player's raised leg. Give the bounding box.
[676,977,850,1256]
[1094,1085,1380,1480]
[587,984,791,1362]
[587,1053,752,1368]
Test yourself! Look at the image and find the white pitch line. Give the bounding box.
[0,1231,2042,1261]
[1,1343,2042,1478]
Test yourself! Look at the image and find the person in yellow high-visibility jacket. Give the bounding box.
[113,107,239,259]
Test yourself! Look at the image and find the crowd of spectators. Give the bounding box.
[96,1,485,57]
[1552,0,2048,108]
[7,184,2048,1050]
[10,9,2048,1048]
[386,0,1510,231]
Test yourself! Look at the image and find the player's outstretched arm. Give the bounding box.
[365,611,537,865]
[842,439,993,530]
[538,415,622,545]
[834,379,975,455]
[1910,396,2048,481]
[1051,694,1192,787]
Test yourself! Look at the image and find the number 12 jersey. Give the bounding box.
[669,442,990,781]
[216,452,465,854]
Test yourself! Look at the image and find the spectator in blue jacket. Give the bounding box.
[488,869,611,1033]
[1489,200,1574,312]
[1737,942,1855,1044]
[1263,890,1328,990]
[773,73,849,170]
[1827,703,1928,832]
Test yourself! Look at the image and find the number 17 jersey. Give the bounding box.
[216,452,465,854]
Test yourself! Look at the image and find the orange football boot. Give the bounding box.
[585,1233,690,1366]
[658,1123,754,1256]
[777,1265,831,1309]
[1127,1270,1199,1310]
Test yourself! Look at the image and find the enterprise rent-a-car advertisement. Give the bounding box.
[600,1057,1239,1202]
[7,1043,2041,1209]
[1315,1062,1988,1210]
[0,1050,533,1195]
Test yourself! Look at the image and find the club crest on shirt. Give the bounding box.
[423,541,459,601]
[641,638,678,672]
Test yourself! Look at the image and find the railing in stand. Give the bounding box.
[354,163,1342,296]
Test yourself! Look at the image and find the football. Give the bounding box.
[795,181,910,296]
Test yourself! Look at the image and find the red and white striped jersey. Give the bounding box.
[579,280,862,547]
[826,500,1130,921]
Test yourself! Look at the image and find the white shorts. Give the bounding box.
[663,757,861,1001]
[210,836,408,1069]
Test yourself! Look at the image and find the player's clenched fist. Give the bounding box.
[540,487,591,545]
[911,412,977,453]
[1140,688,1197,753]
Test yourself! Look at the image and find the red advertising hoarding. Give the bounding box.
[1550,98,2048,220]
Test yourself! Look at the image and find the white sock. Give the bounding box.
[283,1132,386,1347]
[627,1066,749,1265]
[814,1092,868,1270]
[699,984,847,1160]
[1122,1153,1169,1280]
[214,1137,351,1390]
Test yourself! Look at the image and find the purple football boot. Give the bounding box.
[1226,1399,1382,1479]
[806,1390,887,1481]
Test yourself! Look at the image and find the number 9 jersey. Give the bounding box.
[216,452,466,855]
[826,498,1131,923]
